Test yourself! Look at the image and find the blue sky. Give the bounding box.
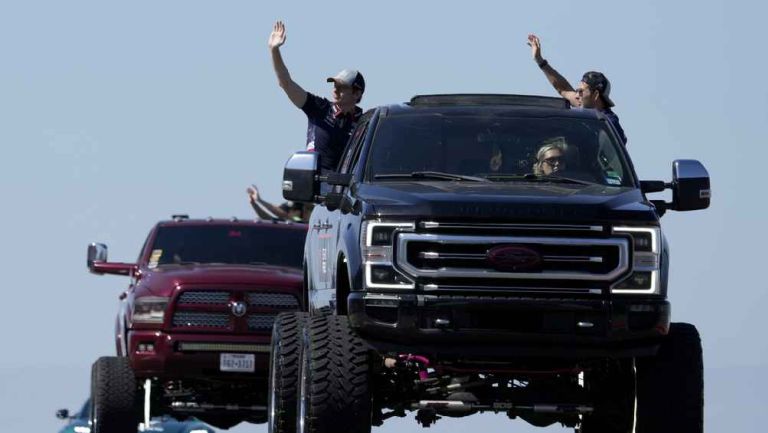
[1,0,766,431]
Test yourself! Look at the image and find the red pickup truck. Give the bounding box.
[86,216,307,433]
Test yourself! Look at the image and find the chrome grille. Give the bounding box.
[419,221,603,233]
[172,312,230,328]
[177,291,230,305]
[247,314,278,331]
[397,233,629,284]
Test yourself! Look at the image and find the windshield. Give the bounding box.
[366,113,634,187]
[148,225,306,269]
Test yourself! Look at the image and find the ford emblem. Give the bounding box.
[486,245,542,272]
[231,301,247,317]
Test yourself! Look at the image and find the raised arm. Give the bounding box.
[247,185,290,220]
[269,21,307,108]
[527,34,580,107]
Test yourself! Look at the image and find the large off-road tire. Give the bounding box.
[298,315,372,433]
[90,356,140,433]
[635,322,704,433]
[579,359,636,433]
[269,311,309,433]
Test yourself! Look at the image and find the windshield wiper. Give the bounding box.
[374,171,491,182]
[163,260,201,266]
[484,173,597,186]
[526,173,597,185]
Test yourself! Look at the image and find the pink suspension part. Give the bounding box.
[399,354,431,381]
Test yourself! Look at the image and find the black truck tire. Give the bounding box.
[579,359,636,433]
[635,322,704,433]
[298,315,371,433]
[269,311,309,433]
[90,356,139,433]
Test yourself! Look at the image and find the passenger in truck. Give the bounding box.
[533,137,569,176]
[268,20,365,172]
[247,184,312,223]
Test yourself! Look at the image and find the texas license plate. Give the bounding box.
[220,353,255,372]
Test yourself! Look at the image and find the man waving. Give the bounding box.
[527,34,627,145]
[268,21,366,171]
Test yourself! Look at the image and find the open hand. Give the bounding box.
[268,21,287,50]
[527,34,543,64]
[247,185,260,202]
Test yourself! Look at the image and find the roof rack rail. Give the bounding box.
[408,94,570,109]
[171,214,189,222]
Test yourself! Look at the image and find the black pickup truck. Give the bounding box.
[270,94,711,433]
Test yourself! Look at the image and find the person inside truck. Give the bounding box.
[527,33,627,145]
[268,20,365,172]
[533,137,569,176]
[247,184,310,222]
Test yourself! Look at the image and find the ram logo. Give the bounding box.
[230,301,247,318]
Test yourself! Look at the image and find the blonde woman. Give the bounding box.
[533,138,568,176]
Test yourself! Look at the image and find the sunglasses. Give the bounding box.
[543,156,565,167]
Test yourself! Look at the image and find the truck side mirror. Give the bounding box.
[283,151,319,203]
[671,159,711,211]
[56,409,69,419]
[87,243,108,271]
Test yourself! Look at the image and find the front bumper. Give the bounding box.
[348,292,669,358]
[127,330,271,379]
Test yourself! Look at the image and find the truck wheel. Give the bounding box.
[269,312,309,433]
[579,359,635,433]
[90,356,139,433]
[298,315,371,433]
[635,322,704,433]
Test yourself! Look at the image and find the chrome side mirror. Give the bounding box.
[87,243,108,271]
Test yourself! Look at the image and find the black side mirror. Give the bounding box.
[87,243,108,272]
[56,409,69,419]
[671,159,711,211]
[282,151,319,202]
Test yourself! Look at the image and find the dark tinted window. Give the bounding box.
[77,400,91,420]
[367,113,633,186]
[149,225,306,269]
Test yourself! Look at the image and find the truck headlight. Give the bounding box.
[612,226,661,294]
[132,296,169,324]
[361,221,415,289]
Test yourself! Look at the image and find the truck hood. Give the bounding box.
[357,181,658,224]
[136,264,302,297]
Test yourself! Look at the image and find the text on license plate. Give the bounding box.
[220,353,255,372]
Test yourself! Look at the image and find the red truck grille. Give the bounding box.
[173,311,230,328]
[177,291,230,305]
[170,289,299,334]
[247,293,299,309]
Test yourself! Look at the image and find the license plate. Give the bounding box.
[220,353,255,373]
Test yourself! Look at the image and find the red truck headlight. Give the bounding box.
[132,296,169,324]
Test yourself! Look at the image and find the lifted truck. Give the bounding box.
[86,216,307,432]
[271,95,711,433]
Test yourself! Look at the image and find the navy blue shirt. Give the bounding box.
[601,108,627,145]
[301,92,363,171]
